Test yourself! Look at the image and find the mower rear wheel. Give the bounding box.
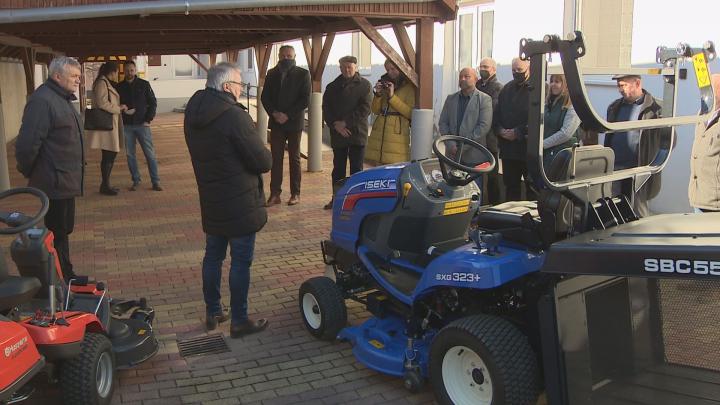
[429,315,539,405]
[60,333,116,405]
[299,277,347,340]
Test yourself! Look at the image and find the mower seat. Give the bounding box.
[476,201,543,248]
[0,247,41,311]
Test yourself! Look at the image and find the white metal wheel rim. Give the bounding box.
[302,293,322,330]
[96,351,114,398]
[442,345,493,405]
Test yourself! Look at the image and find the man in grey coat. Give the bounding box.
[16,56,84,281]
[438,67,493,171]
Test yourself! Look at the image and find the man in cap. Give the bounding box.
[604,74,664,217]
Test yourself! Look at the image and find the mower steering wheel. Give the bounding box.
[432,135,496,186]
[0,187,50,235]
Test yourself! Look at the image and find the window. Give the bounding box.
[247,48,254,70]
[458,13,474,69]
[480,11,494,59]
[352,32,372,71]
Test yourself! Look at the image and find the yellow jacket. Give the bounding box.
[365,80,415,164]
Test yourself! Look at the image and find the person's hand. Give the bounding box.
[125,108,136,115]
[499,129,518,141]
[142,122,151,127]
[373,81,385,96]
[334,121,351,138]
[447,143,458,159]
[120,104,128,112]
[272,111,289,124]
[385,81,394,98]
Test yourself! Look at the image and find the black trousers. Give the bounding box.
[503,158,536,202]
[269,129,302,196]
[331,145,365,186]
[483,150,502,205]
[45,198,75,279]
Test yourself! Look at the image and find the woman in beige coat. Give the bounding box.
[87,62,127,195]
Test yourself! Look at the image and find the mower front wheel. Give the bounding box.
[60,333,116,405]
[299,277,347,340]
[429,315,539,405]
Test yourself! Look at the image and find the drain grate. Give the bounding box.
[177,334,230,358]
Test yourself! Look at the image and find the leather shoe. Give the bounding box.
[100,185,118,196]
[152,184,164,191]
[129,182,140,191]
[266,194,281,206]
[323,199,334,210]
[205,311,230,331]
[230,318,268,338]
[287,195,300,206]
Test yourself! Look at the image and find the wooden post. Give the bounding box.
[209,53,217,67]
[353,16,418,88]
[392,23,416,69]
[188,54,208,72]
[20,47,36,97]
[415,17,433,109]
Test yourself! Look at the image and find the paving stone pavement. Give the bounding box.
[8,112,436,405]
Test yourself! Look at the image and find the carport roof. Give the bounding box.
[0,0,457,58]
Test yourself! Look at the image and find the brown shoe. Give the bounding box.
[129,182,140,191]
[206,311,230,331]
[266,194,281,206]
[230,318,268,338]
[323,198,334,210]
[287,195,300,206]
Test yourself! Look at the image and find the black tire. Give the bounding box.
[299,276,347,340]
[429,315,539,405]
[60,333,116,405]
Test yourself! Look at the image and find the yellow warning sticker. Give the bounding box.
[138,329,146,335]
[369,339,385,349]
[693,52,711,88]
[444,199,470,210]
[442,206,470,216]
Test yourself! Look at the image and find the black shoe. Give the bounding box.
[205,311,230,331]
[230,318,268,338]
[323,199,334,210]
[100,184,118,196]
[152,184,163,191]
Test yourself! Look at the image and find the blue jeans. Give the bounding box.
[124,125,160,185]
[202,233,256,324]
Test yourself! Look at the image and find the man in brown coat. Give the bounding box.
[321,56,372,209]
[689,74,720,212]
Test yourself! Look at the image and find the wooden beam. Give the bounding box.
[225,49,238,64]
[313,32,335,92]
[392,23,416,69]
[351,16,418,88]
[188,54,208,72]
[254,43,272,86]
[209,53,217,67]
[20,47,36,96]
[301,36,313,76]
[415,18,433,109]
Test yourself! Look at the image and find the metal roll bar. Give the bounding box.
[520,31,716,200]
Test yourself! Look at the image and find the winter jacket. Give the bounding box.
[689,112,720,210]
[86,76,123,152]
[365,75,415,164]
[15,79,84,199]
[261,64,311,133]
[604,90,664,199]
[494,78,530,160]
[476,75,503,154]
[118,77,157,126]
[184,88,272,237]
[322,73,372,148]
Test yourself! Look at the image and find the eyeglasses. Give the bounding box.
[225,80,246,88]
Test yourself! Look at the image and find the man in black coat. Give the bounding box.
[184,62,272,338]
[16,56,84,282]
[261,45,310,206]
[118,60,162,191]
[322,55,372,209]
[494,57,534,202]
[476,57,503,205]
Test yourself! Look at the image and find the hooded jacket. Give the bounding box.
[365,74,415,164]
[184,88,272,237]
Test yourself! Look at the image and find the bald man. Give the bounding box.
[494,57,533,201]
[438,67,493,173]
[689,74,720,212]
[476,57,503,204]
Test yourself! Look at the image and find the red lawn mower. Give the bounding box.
[0,187,158,405]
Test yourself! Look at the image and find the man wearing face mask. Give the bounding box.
[494,58,534,202]
[261,45,311,206]
[184,63,272,338]
[476,57,503,205]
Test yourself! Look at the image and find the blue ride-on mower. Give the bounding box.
[299,32,719,405]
